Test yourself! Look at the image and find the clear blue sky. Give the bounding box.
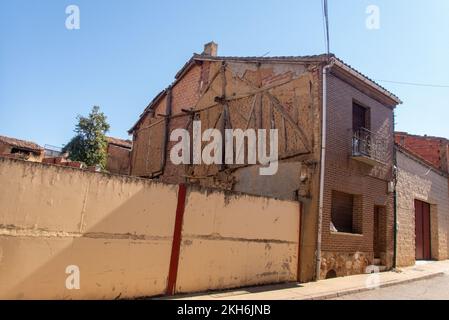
[1,0,448,147]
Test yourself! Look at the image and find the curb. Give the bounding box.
[305,271,446,300]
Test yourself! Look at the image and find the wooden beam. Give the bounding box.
[166,184,187,296]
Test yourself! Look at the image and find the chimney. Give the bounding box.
[202,41,218,56]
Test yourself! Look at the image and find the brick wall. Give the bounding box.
[321,72,395,277]
[396,148,449,267]
[395,132,449,172]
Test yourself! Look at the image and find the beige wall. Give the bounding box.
[0,157,300,299]
[396,149,449,267]
[176,187,300,293]
[0,157,179,299]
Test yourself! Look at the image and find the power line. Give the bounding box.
[375,79,449,88]
[317,3,446,89]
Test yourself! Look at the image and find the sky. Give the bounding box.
[0,0,448,148]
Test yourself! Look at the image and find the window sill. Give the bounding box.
[330,231,363,237]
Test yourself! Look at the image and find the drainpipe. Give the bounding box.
[392,115,398,269]
[316,59,334,281]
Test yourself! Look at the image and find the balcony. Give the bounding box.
[352,128,387,166]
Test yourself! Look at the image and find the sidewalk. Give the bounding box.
[171,260,449,300]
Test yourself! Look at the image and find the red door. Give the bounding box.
[415,200,431,260]
[373,207,380,258]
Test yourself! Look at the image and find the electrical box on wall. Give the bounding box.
[388,181,395,193]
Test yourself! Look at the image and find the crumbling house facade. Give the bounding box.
[128,43,401,282]
[105,137,132,175]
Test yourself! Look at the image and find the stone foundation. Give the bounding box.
[320,251,373,279]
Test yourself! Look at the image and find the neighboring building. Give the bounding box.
[128,42,401,282]
[42,156,84,169]
[106,137,132,175]
[0,135,44,162]
[395,132,449,173]
[395,144,449,266]
[44,144,63,158]
[42,137,132,174]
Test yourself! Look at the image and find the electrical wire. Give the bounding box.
[374,79,449,88]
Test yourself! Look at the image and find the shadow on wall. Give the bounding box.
[0,158,178,299]
[0,158,300,299]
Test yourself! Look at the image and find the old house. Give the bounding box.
[395,138,449,267]
[0,135,44,162]
[105,137,132,175]
[128,42,401,282]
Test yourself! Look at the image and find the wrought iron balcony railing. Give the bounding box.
[352,128,388,165]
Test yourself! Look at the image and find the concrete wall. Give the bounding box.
[396,148,449,267]
[176,187,299,293]
[0,157,299,299]
[0,157,178,299]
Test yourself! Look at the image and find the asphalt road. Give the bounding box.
[332,274,449,300]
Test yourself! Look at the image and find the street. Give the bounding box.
[332,274,449,300]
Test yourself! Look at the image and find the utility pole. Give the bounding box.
[323,0,330,56]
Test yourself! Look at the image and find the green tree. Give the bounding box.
[63,106,110,169]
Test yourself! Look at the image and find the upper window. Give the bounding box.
[352,102,370,131]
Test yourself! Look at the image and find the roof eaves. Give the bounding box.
[128,88,169,134]
[395,131,449,144]
[175,56,196,80]
[129,55,201,134]
[0,135,44,153]
[192,53,332,64]
[331,57,402,105]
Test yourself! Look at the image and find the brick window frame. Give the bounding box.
[330,190,363,235]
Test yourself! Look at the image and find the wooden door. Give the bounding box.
[373,206,380,259]
[415,200,431,260]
